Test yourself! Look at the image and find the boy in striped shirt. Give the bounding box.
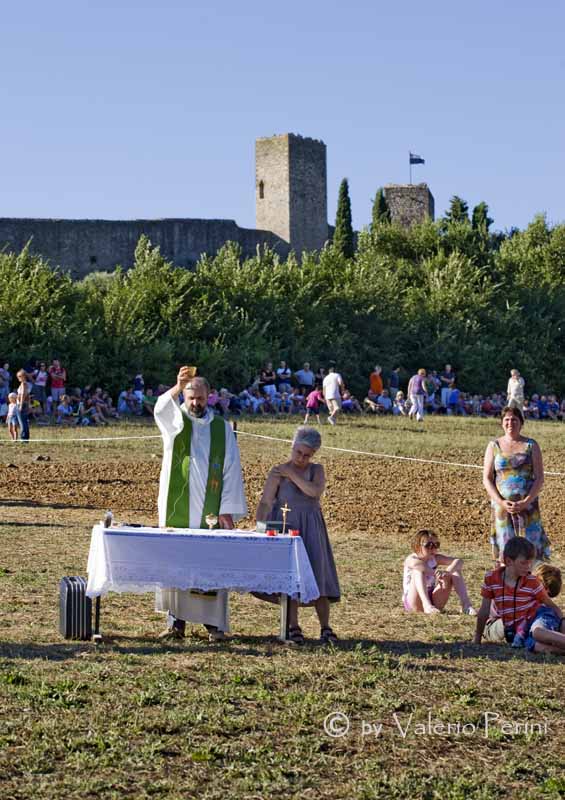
[474,537,562,645]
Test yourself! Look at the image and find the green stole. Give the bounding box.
[165,412,226,528]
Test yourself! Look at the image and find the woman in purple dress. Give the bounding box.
[256,426,341,645]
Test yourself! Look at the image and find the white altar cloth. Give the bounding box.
[86,525,320,604]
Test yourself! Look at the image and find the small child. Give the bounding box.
[474,537,561,645]
[402,529,476,615]
[304,386,325,425]
[6,392,19,441]
[524,565,564,655]
[393,390,407,416]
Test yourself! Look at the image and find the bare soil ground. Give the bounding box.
[1,418,564,799]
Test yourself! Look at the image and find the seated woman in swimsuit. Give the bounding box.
[402,529,476,615]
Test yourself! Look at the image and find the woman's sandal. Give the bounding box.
[287,626,305,646]
[320,627,339,645]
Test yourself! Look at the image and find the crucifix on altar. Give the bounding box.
[280,502,291,535]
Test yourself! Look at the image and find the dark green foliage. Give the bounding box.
[3,216,565,398]
[444,195,470,226]
[472,201,494,232]
[333,178,355,258]
[371,187,391,229]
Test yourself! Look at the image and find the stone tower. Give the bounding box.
[255,133,328,255]
[384,183,435,227]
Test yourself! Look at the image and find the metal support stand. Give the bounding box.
[92,596,102,642]
[279,594,290,642]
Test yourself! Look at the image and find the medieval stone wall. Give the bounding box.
[0,217,290,278]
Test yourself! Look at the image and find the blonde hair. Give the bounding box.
[418,368,426,376]
[412,529,438,552]
[535,564,562,598]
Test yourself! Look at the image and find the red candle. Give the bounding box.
[266,529,277,536]
[289,529,300,537]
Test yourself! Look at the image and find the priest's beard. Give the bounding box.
[188,403,207,418]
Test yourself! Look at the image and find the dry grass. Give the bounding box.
[1,416,564,799]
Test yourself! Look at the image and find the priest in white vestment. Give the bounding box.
[153,368,247,641]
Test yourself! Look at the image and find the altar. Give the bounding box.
[86,524,320,640]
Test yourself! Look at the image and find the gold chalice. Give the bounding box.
[205,514,219,531]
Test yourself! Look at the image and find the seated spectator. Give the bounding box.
[207,387,220,409]
[85,398,109,425]
[481,396,495,417]
[342,390,362,413]
[363,389,379,414]
[529,394,540,420]
[217,389,231,416]
[142,388,157,416]
[228,393,243,416]
[461,393,473,416]
[537,395,549,420]
[118,387,140,416]
[393,391,407,416]
[279,392,291,414]
[56,394,75,425]
[102,392,120,419]
[547,394,560,421]
[376,390,393,414]
[289,387,305,414]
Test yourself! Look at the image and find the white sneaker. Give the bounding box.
[462,606,477,616]
[328,416,336,426]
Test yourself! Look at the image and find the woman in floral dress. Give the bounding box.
[483,405,550,563]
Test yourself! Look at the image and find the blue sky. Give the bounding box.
[2,0,564,233]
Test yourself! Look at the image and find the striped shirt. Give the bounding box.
[481,567,547,627]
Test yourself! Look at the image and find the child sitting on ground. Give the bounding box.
[402,529,476,615]
[523,564,565,654]
[474,537,562,645]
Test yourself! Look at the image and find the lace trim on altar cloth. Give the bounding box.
[88,568,320,604]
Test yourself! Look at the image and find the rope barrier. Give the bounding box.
[2,426,565,477]
[2,433,162,444]
[235,429,565,478]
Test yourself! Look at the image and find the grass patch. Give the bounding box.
[1,416,564,798]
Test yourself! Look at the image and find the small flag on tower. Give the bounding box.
[409,153,425,165]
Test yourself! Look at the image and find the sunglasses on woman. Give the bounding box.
[423,541,440,549]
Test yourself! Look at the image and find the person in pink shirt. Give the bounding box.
[304,386,325,425]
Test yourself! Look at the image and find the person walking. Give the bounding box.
[322,365,344,426]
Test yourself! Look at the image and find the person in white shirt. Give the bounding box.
[276,360,292,393]
[322,366,344,426]
[507,369,525,411]
[154,368,247,642]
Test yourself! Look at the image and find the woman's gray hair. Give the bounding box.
[292,426,322,451]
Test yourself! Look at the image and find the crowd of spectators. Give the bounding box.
[2,358,565,441]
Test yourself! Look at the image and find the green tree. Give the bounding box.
[472,201,494,232]
[371,187,391,229]
[443,196,470,226]
[333,178,355,258]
